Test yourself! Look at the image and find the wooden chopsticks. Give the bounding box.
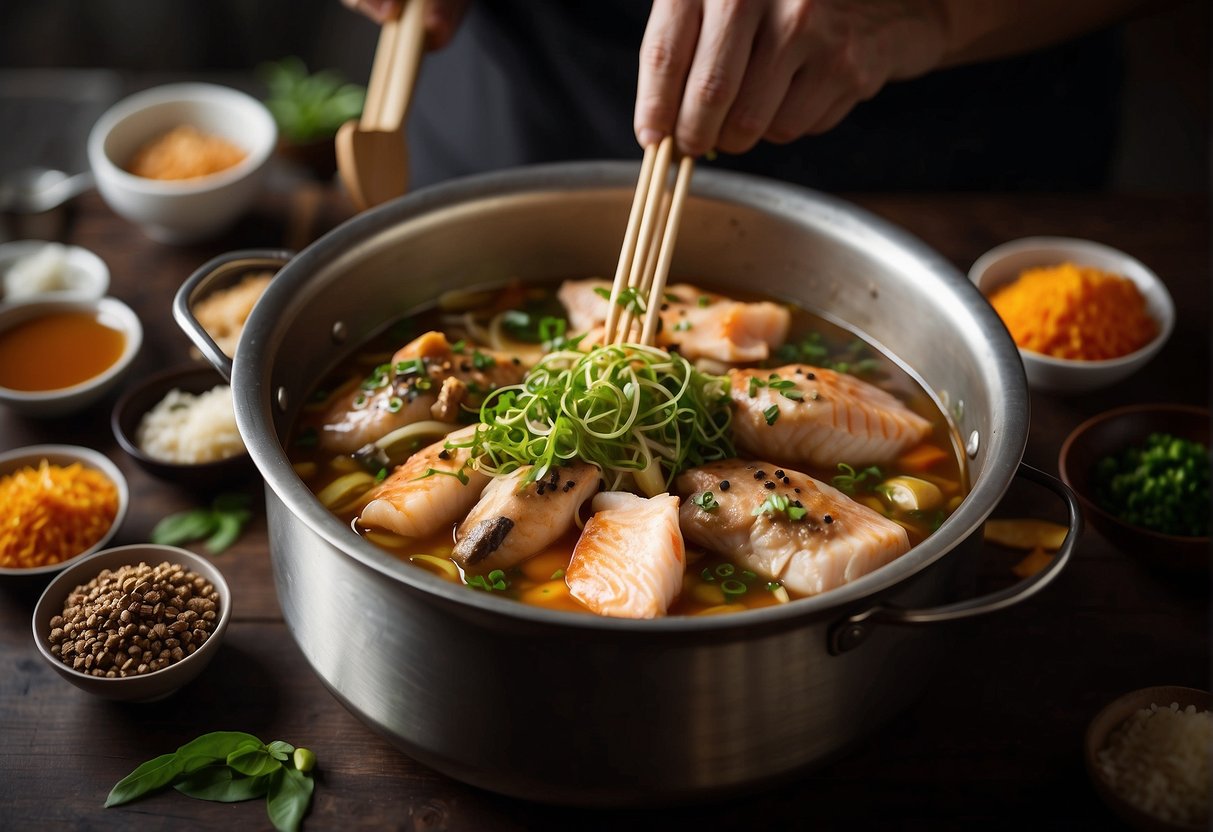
[360,0,426,134]
[603,136,695,346]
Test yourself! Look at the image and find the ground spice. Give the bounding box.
[126,125,246,180]
[989,262,1156,360]
[0,461,118,569]
[47,560,219,677]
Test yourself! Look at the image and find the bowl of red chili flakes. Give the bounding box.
[0,444,129,576]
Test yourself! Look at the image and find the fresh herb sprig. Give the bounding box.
[151,493,254,554]
[831,463,883,496]
[105,731,317,832]
[259,57,365,144]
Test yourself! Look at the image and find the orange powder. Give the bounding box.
[126,125,247,180]
[0,461,118,568]
[989,262,1157,361]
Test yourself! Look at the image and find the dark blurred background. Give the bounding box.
[0,0,1207,192]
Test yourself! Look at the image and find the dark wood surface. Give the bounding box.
[0,181,1207,832]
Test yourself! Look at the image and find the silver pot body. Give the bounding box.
[178,163,1058,805]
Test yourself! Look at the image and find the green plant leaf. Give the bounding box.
[151,510,217,546]
[174,765,269,803]
[176,732,265,765]
[104,753,183,807]
[266,767,315,832]
[205,511,249,554]
[266,741,295,762]
[227,747,282,778]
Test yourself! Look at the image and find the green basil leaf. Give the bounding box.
[266,767,315,832]
[104,753,183,807]
[174,765,269,803]
[266,741,295,762]
[226,747,282,778]
[151,510,217,546]
[204,511,248,554]
[176,732,266,765]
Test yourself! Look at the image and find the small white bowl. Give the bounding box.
[969,237,1174,394]
[0,240,109,310]
[0,296,143,417]
[0,444,129,576]
[87,83,277,244]
[31,544,231,701]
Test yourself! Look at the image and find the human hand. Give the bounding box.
[339,0,470,50]
[634,0,950,156]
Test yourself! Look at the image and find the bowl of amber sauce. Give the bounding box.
[0,296,142,417]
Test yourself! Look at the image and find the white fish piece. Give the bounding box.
[556,278,789,363]
[728,364,932,468]
[676,459,910,597]
[317,331,525,453]
[566,491,685,618]
[358,425,488,538]
[452,461,601,572]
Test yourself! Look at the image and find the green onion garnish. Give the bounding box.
[692,491,720,512]
[471,343,734,490]
[763,404,780,425]
[720,579,747,599]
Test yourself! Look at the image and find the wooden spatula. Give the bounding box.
[336,0,426,211]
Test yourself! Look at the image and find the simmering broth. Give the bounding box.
[289,279,966,617]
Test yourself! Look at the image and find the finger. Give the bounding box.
[762,65,844,144]
[634,0,701,149]
[424,0,471,50]
[673,0,765,157]
[803,92,859,136]
[715,17,802,155]
[342,0,401,25]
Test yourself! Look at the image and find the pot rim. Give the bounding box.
[235,161,1028,632]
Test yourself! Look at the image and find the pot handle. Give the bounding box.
[828,463,1081,655]
[172,249,295,382]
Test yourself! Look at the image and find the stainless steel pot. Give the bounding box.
[176,163,1080,806]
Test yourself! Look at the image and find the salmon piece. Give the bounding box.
[556,279,789,363]
[359,425,489,538]
[452,461,601,572]
[566,492,685,618]
[675,460,910,597]
[728,364,932,468]
[317,331,525,453]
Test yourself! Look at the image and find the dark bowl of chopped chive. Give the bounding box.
[111,364,255,493]
[1059,403,1210,575]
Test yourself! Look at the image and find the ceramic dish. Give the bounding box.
[969,236,1174,394]
[1085,685,1211,831]
[31,544,231,702]
[0,296,142,417]
[0,239,109,310]
[0,444,129,576]
[111,364,253,492]
[87,83,276,244]
[1059,404,1209,574]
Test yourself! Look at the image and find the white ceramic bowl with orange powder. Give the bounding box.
[969,236,1175,394]
[0,444,129,576]
[87,83,276,244]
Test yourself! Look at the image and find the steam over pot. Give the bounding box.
[176,163,1079,805]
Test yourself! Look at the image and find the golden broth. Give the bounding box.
[289,281,967,616]
[0,310,126,391]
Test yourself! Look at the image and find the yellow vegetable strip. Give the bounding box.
[0,461,118,568]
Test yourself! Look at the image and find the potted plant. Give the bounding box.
[259,57,366,180]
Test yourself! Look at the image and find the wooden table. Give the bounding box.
[1,181,1207,831]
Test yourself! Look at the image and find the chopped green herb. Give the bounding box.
[416,466,471,486]
[832,462,883,495]
[385,396,404,413]
[720,579,747,599]
[692,491,720,512]
[550,568,565,581]
[471,350,496,370]
[763,404,780,425]
[673,320,693,332]
[697,295,712,308]
[374,467,388,483]
[714,563,735,578]
[700,567,715,582]
[450,339,467,353]
[753,492,806,522]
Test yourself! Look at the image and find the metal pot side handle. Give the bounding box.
[829,463,1082,655]
[172,249,294,382]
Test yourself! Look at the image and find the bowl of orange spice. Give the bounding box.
[0,444,129,576]
[970,237,1174,394]
[87,83,276,244]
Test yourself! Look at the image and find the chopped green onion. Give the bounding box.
[386,396,404,413]
[763,404,780,425]
[700,567,715,582]
[692,491,720,512]
[720,579,747,599]
[697,295,711,308]
[472,350,496,370]
[550,568,565,580]
[714,563,735,578]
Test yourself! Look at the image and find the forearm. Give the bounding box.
[933,0,1176,66]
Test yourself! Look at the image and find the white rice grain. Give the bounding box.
[135,385,245,464]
